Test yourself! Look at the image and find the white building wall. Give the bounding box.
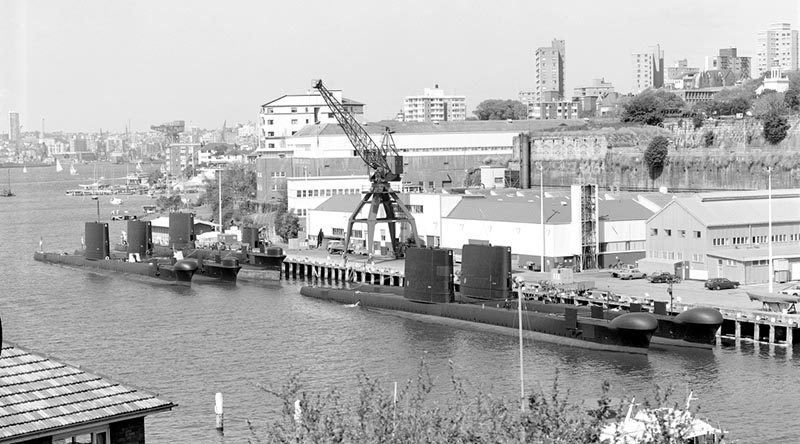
[287,175,371,219]
[440,219,578,259]
[600,220,646,243]
[286,130,518,158]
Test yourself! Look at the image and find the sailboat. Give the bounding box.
[70,162,79,176]
[22,164,27,174]
[136,161,143,173]
[56,159,64,173]
[2,169,14,197]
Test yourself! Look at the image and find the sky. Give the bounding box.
[2,0,800,133]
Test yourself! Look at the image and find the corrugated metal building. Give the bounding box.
[638,189,800,283]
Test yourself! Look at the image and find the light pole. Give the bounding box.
[768,166,773,293]
[91,196,100,221]
[538,162,544,272]
[218,168,223,233]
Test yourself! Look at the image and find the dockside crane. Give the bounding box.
[312,79,419,258]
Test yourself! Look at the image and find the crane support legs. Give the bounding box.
[344,190,419,259]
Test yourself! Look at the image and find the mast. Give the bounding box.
[517,285,525,412]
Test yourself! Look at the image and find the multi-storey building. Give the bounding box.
[167,142,200,177]
[572,78,615,99]
[632,45,664,93]
[528,96,597,120]
[9,112,20,144]
[756,23,799,76]
[706,47,751,82]
[665,59,700,89]
[534,39,566,103]
[258,89,364,150]
[402,85,467,122]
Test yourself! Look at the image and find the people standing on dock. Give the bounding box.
[317,229,324,248]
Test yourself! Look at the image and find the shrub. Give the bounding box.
[763,112,790,145]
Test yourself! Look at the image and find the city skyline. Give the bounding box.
[3,0,800,132]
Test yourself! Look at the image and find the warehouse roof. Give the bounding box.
[657,189,800,226]
[292,119,586,137]
[599,198,654,222]
[0,343,174,441]
[446,195,572,224]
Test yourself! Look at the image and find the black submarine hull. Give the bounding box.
[34,251,197,285]
[301,285,658,354]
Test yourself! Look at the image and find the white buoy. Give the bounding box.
[215,392,224,432]
[294,399,303,424]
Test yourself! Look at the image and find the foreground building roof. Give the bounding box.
[293,119,586,137]
[0,342,175,441]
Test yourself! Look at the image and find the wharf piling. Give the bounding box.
[282,255,405,288]
[718,309,798,347]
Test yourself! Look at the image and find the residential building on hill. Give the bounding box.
[632,45,664,93]
[258,89,364,150]
[401,85,466,122]
[705,47,751,82]
[572,78,615,99]
[756,23,799,76]
[534,39,566,102]
[665,59,700,89]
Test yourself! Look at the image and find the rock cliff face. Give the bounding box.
[515,119,800,191]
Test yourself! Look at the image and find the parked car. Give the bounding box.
[780,284,800,297]
[648,272,681,283]
[704,277,740,290]
[618,269,646,280]
[327,240,346,254]
[610,264,636,278]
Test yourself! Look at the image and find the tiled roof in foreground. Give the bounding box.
[0,343,175,441]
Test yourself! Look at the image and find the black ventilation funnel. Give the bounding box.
[404,247,454,303]
[459,244,513,300]
[169,212,195,249]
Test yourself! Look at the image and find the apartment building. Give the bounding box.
[756,23,799,75]
[706,47,751,82]
[258,89,364,150]
[534,39,566,103]
[401,85,467,122]
[665,59,700,89]
[632,45,664,93]
[572,78,615,99]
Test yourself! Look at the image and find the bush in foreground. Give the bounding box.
[252,362,719,443]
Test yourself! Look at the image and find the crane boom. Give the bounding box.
[312,79,418,258]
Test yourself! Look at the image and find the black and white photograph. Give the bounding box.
[4,1,800,442]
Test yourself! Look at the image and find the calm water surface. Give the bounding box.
[1,165,797,442]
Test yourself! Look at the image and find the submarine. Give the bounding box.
[34,220,198,285]
[301,245,659,354]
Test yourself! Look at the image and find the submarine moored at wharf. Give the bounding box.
[34,220,197,284]
[301,245,659,354]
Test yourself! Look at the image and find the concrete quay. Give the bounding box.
[282,249,800,348]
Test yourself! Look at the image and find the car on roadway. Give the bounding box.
[327,240,346,254]
[648,272,681,283]
[780,284,800,297]
[704,277,740,290]
[618,269,646,280]
[610,264,636,278]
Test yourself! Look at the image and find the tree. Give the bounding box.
[203,164,258,225]
[147,169,164,186]
[692,114,704,129]
[274,212,299,242]
[473,99,527,120]
[752,92,787,120]
[763,112,790,145]
[644,136,669,189]
[620,90,684,126]
[703,131,715,148]
[156,194,183,212]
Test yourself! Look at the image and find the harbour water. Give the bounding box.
[1,165,798,442]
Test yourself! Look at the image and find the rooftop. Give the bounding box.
[0,343,174,441]
[446,194,572,224]
[662,189,800,226]
[292,119,586,138]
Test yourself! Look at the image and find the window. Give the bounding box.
[291,107,297,113]
[313,189,319,197]
[291,119,298,124]
[408,204,424,214]
[268,143,275,148]
[332,228,344,236]
[267,107,274,113]
[301,190,307,197]
[352,229,364,238]
[296,190,302,197]
[494,177,504,184]
[271,184,278,191]
[267,131,275,137]
[325,189,332,196]
[291,131,297,136]
[53,426,109,444]
[650,228,658,236]
[679,230,686,238]
[306,119,310,124]
[665,229,672,237]
[267,119,274,125]
[694,231,701,238]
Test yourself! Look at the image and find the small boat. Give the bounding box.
[70,163,79,176]
[746,290,799,313]
[22,165,27,174]
[600,393,724,443]
[55,159,64,173]
[110,197,123,205]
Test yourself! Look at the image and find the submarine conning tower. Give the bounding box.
[404,247,454,303]
[127,220,153,257]
[85,221,110,260]
[169,212,195,249]
[460,244,513,300]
